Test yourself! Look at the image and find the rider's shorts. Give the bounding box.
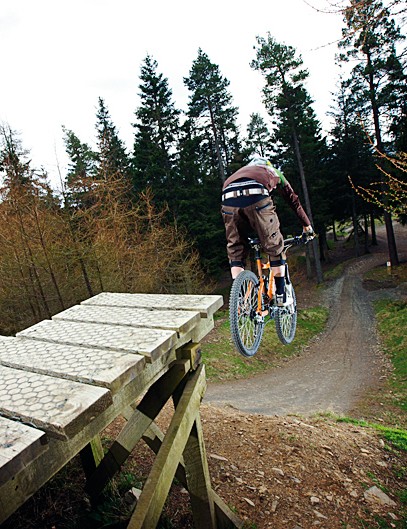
[221,196,285,267]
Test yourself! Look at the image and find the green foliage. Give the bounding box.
[179,49,243,271]
[374,298,407,412]
[245,112,272,158]
[62,126,98,208]
[338,0,406,133]
[96,97,131,181]
[337,417,407,452]
[251,33,328,283]
[184,48,240,182]
[132,55,180,206]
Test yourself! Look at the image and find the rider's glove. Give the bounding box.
[302,226,314,242]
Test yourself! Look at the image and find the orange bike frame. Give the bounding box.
[255,256,274,316]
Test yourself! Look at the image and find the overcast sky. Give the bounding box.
[1,0,344,188]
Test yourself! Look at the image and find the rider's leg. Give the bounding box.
[269,253,287,306]
[230,259,246,279]
[231,266,245,279]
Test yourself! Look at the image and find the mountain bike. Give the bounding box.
[229,234,314,357]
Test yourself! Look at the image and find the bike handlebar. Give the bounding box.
[248,233,316,251]
[283,233,316,249]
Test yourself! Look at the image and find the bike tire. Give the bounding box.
[275,283,297,345]
[229,270,264,357]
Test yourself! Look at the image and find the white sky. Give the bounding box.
[1,0,344,188]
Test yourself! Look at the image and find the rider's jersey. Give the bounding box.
[222,165,311,227]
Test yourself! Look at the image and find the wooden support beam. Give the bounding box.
[142,423,244,529]
[177,342,201,371]
[127,365,207,529]
[80,435,104,480]
[182,414,217,529]
[85,359,190,497]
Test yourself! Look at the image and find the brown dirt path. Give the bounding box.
[205,223,407,417]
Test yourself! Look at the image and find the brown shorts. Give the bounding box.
[221,196,285,266]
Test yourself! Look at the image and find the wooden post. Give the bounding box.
[142,423,244,529]
[85,359,190,497]
[80,435,104,480]
[127,365,209,529]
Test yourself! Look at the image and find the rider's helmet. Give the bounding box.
[247,156,286,184]
[247,156,272,168]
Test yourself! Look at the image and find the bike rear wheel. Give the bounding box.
[229,270,264,357]
[275,282,297,345]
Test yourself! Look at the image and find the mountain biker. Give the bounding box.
[221,156,313,306]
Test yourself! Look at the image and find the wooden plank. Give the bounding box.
[0,336,145,394]
[0,347,179,524]
[127,365,207,529]
[82,292,224,318]
[0,365,112,440]
[53,304,201,337]
[17,320,176,363]
[0,416,48,486]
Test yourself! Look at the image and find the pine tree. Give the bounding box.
[328,81,379,253]
[184,49,241,183]
[132,55,180,206]
[252,34,324,281]
[62,126,97,208]
[245,113,272,158]
[338,0,406,265]
[95,97,131,182]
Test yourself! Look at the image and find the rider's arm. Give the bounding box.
[276,179,311,228]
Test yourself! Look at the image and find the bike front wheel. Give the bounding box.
[229,270,264,357]
[275,282,297,345]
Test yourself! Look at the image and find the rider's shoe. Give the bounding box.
[275,293,285,307]
[276,286,294,307]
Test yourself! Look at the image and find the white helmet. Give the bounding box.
[247,156,272,168]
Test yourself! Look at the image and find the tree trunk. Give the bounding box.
[370,210,378,246]
[383,210,399,265]
[292,129,323,283]
[208,100,226,183]
[363,214,370,254]
[367,51,399,266]
[351,190,360,257]
[32,203,65,311]
[332,220,338,242]
[318,229,327,262]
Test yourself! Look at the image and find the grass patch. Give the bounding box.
[323,262,346,281]
[374,299,407,413]
[336,417,407,452]
[202,306,328,382]
[364,261,407,285]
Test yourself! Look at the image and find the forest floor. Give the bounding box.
[3,224,407,529]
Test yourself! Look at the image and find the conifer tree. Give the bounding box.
[62,126,97,208]
[184,49,241,183]
[132,55,180,206]
[328,81,378,253]
[95,97,131,182]
[252,34,324,281]
[338,0,406,265]
[245,113,272,158]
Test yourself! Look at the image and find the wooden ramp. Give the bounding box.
[0,292,243,528]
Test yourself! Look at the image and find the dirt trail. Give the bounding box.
[205,224,407,416]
